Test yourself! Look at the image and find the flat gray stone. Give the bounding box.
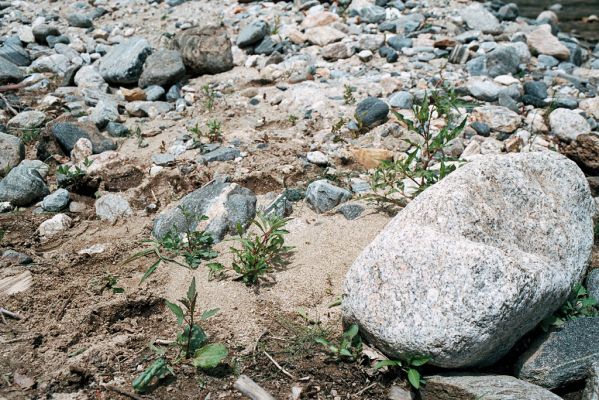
[343,152,595,368]
[95,193,132,222]
[41,188,70,212]
[516,317,599,389]
[306,179,352,213]
[460,3,501,34]
[98,37,151,84]
[421,374,562,399]
[197,147,241,164]
[237,20,269,48]
[152,181,256,242]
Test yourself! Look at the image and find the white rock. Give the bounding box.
[307,151,329,166]
[95,193,133,222]
[39,214,72,238]
[71,138,93,164]
[473,105,521,133]
[548,108,591,142]
[343,152,595,368]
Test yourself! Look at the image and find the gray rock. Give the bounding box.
[237,20,269,48]
[105,122,129,137]
[125,101,173,118]
[343,152,595,368]
[587,269,599,302]
[0,41,30,66]
[67,13,93,28]
[254,36,277,56]
[357,5,386,24]
[0,132,25,173]
[41,188,70,212]
[152,180,257,242]
[306,151,328,166]
[470,121,491,137]
[1,250,33,265]
[6,111,45,135]
[549,108,591,142]
[90,100,119,129]
[355,97,389,128]
[19,160,49,179]
[145,85,166,101]
[459,3,501,34]
[466,77,502,101]
[74,65,107,90]
[0,57,24,84]
[139,49,185,88]
[98,37,151,84]
[524,81,548,100]
[388,91,413,109]
[306,179,352,213]
[176,24,234,75]
[50,122,116,154]
[338,203,364,220]
[0,164,49,206]
[421,374,561,400]
[31,54,70,76]
[32,24,60,45]
[498,3,519,21]
[197,146,241,163]
[387,36,412,50]
[486,46,521,77]
[95,193,132,222]
[538,54,559,69]
[517,317,599,389]
[152,153,175,166]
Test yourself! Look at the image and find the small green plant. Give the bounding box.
[135,126,148,148]
[375,356,430,389]
[20,127,42,144]
[368,88,467,208]
[541,283,599,331]
[202,85,217,112]
[103,273,124,294]
[315,324,362,362]
[124,207,219,282]
[132,278,228,393]
[331,117,346,135]
[207,119,223,142]
[271,15,281,35]
[287,114,299,126]
[343,84,355,105]
[56,158,93,188]
[228,213,292,286]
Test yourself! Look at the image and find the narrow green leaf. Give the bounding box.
[140,259,161,283]
[200,308,220,320]
[187,277,197,303]
[410,356,431,367]
[374,359,402,369]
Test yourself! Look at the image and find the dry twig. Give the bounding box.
[263,350,295,380]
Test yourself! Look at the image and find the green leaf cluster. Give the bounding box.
[369,88,469,207]
[315,324,362,362]
[541,283,599,331]
[375,355,430,389]
[230,213,293,285]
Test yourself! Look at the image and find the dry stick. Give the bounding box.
[56,293,73,321]
[354,382,377,396]
[0,81,35,93]
[234,375,276,400]
[0,308,23,320]
[263,350,295,380]
[102,384,146,400]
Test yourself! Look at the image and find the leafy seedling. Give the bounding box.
[375,355,430,389]
[228,213,292,286]
[123,207,219,282]
[343,84,356,105]
[541,283,599,331]
[315,324,362,362]
[368,87,469,209]
[202,85,217,112]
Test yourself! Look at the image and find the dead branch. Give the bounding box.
[263,351,295,380]
[234,375,276,400]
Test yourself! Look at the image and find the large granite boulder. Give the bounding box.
[153,181,256,242]
[343,152,595,368]
[0,164,49,206]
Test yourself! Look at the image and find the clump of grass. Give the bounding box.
[202,84,217,112]
[343,84,356,105]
